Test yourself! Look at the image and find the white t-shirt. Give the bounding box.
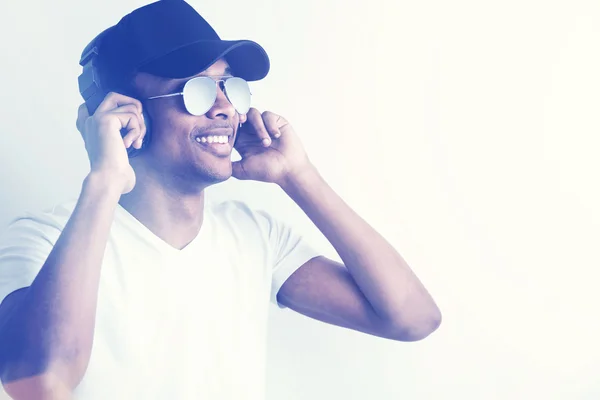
[0,199,321,400]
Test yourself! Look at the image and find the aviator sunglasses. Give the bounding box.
[146,75,252,116]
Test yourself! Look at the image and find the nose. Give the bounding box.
[204,81,236,120]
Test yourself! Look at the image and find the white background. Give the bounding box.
[1,0,600,399]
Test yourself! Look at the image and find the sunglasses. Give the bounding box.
[146,76,252,116]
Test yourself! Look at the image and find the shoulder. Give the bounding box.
[0,200,77,245]
[206,200,275,227]
[204,199,286,243]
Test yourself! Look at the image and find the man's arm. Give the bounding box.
[0,95,146,398]
[230,108,440,341]
[277,166,441,341]
[0,175,122,397]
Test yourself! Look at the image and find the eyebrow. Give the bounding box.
[200,66,234,77]
[162,66,235,92]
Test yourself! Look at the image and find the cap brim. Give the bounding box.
[137,39,270,81]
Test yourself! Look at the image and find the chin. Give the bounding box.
[195,162,233,185]
[201,172,232,185]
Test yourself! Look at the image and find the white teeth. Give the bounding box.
[196,135,229,144]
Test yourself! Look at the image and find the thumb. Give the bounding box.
[76,103,90,137]
[231,161,249,180]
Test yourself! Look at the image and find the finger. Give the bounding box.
[112,105,147,148]
[262,111,284,139]
[122,118,142,149]
[95,92,143,115]
[111,112,142,148]
[123,128,141,149]
[122,125,146,150]
[132,132,144,149]
[111,104,141,116]
[132,121,146,149]
[246,108,272,147]
[133,112,148,149]
[113,105,145,130]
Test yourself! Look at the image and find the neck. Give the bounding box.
[119,161,212,250]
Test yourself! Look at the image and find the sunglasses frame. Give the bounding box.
[146,75,252,116]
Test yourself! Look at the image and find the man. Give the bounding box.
[0,0,440,399]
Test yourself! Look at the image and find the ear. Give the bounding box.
[239,113,248,124]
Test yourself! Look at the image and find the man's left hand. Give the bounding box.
[232,108,312,185]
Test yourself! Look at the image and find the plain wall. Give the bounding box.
[1,0,599,399]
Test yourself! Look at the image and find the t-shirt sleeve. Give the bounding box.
[0,216,60,306]
[254,210,323,308]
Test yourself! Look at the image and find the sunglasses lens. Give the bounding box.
[182,77,217,116]
[224,77,251,114]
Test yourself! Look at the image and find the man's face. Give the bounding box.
[134,59,247,186]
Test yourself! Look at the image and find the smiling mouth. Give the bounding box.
[192,132,234,157]
[194,135,230,144]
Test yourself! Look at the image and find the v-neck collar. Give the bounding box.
[114,203,212,257]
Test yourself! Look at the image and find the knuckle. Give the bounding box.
[91,112,104,124]
[127,114,141,127]
[129,97,142,109]
[131,103,143,115]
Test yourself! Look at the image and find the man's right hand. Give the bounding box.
[76,92,147,194]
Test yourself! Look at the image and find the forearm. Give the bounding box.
[281,165,441,337]
[0,172,121,391]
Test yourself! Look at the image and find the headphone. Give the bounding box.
[78,31,150,157]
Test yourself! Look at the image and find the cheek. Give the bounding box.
[151,110,195,147]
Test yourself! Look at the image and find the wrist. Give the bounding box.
[279,163,322,194]
[83,172,126,200]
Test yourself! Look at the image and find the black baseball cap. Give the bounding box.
[80,0,270,91]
